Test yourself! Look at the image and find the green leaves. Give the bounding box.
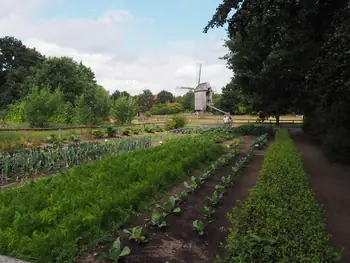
[94,237,130,262]
[219,129,341,262]
[0,134,224,262]
[149,211,168,229]
[156,196,181,214]
[193,220,205,236]
[123,226,148,244]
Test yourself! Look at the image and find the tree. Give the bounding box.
[204,0,348,125]
[156,90,174,104]
[111,96,137,124]
[25,57,96,105]
[22,87,67,127]
[0,36,44,109]
[75,85,111,125]
[138,89,154,112]
[110,90,130,101]
[167,102,182,114]
[176,91,194,111]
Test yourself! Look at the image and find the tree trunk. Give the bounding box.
[275,114,280,127]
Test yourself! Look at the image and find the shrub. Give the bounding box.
[145,111,152,118]
[0,135,224,262]
[165,115,187,131]
[219,129,341,263]
[106,127,117,137]
[92,129,105,138]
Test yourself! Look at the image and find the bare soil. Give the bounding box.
[290,129,350,263]
[77,136,269,263]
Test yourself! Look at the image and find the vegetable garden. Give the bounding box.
[0,125,343,263]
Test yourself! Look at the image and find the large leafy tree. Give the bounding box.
[204,0,348,124]
[156,90,174,104]
[111,96,137,124]
[75,85,111,125]
[110,90,130,101]
[137,89,154,112]
[176,91,194,112]
[0,36,45,109]
[22,87,68,127]
[25,57,96,105]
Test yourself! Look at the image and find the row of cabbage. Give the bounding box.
[0,137,151,182]
[0,133,229,263]
[171,124,274,136]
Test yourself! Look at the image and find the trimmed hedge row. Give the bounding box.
[0,134,226,263]
[220,129,341,263]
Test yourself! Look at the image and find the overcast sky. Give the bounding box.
[0,0,233,95]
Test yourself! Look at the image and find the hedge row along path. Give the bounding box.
[290,129,350,263]
[78,135,272,263]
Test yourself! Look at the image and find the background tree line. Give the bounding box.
[0,36,236,128]
[205,0,350,163]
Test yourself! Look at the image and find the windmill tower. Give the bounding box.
[176,64,229,114]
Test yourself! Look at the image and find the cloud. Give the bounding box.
[0,1,232,96]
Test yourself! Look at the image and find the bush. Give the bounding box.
[165,115,187,131]
[145,111,152,118]
[219,129,341,263]
[0,135,224,262]
[106,127,117,137]
[92,129,105,138]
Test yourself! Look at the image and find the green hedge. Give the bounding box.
[0,134,225,263]
[220,129,341,263]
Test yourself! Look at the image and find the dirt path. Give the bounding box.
[290,129,350,262]
[78,136,269,263]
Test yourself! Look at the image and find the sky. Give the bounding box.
[0,0,232,96]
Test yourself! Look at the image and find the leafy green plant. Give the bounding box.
[184,180,198,193]
[94,237,130,262]
[92,129,105,138]
[193,220,205,236]
[201,206,215,219]
[122,128,131,136]
[123,226,148,243]
[173,191,188,203]
[156,196,181,214]
[148,211,168,229]
[205,191,222,206]
[106,127,117,137]
[0,134,225,262]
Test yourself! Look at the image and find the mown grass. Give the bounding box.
[0,134,227,263]
[219,129,341,263]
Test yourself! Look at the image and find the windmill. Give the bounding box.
[176,64,229,115]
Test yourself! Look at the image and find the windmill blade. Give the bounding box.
[176,86,194,90]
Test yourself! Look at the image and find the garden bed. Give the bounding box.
[77,135,271,263]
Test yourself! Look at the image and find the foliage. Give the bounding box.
[75,85,111,125]
[0,135,224,262]
[110,90,130,101]
[106,127,117,138]
[164,115,187,131]
[144,111,152,118]
[219,129,341,263]
[92,129,105,138]
[0,36,44,109]
[193,220,205,236]
[111,96,137,124]
[4,102,26,124]
[24,56,96,105]
[123,226,148,244]
[22,87,68,127]
[302,10,350,163]
[137,89,154,112]
[0,137,151,181]
[175,91,194,112]
[156,90,174,104]
[251,133,268,149]
[94,238,130,262]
